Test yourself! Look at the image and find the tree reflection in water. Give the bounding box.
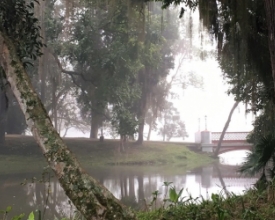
[0,164,259,219]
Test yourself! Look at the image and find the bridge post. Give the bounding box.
[201,166,213,188]
[201,131,213,153]
[195,131,201,143]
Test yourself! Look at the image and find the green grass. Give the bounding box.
[0,135,214,174]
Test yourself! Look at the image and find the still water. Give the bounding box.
[0,151,257,219]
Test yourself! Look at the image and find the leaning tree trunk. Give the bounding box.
[0,33,136,220]
[213,101,239,157]
[264,0,275,95]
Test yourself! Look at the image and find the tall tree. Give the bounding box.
[135,4,180,144]
[60,0,142,139]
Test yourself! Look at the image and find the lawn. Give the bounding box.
[0,135,214,174]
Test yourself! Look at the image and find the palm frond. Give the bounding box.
[239,134,275,176]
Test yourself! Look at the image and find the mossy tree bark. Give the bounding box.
[0,32,136,220]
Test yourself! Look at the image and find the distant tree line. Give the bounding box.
[0,0,200,147]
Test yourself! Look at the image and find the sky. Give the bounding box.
[172,58,254,142]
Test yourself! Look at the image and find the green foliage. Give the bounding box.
[240,106,275,179]
[240,134,275,178]
[198,0,273,112]
[0,207,83,220]
[168,186,183,205]
[0,206,25,220]
[160,0,198,18]
[247,108,275,145]
[111,105,139,137]
[138,184,275,220]
[59,0,143,137]
[27,212,34,220]
[0,0,44,66]
[144,182,185,211]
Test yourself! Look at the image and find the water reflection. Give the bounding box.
[0,173,75,219]
[0,163,258,219]
[219,150,250,165]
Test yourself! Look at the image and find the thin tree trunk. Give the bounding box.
[0,32,136,220]
[0,89,7,146]
[163,125,165,142]
[263,0,275,96]
[90,110,99,139]
[147,120,152,141]
[136,90,147,145]
[163,113,166,142]
[137,175,144,206]
[129,176,135,199]
[137,119,145,144]
[52,77,58,129]
[213,101,239,157]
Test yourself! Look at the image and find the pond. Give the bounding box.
[0,158,257,219]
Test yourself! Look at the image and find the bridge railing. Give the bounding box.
[212,132,250,141]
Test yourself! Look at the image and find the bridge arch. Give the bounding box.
[214,146,252,155]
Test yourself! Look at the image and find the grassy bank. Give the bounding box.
[137,183,275,220]
[0,135,214,174]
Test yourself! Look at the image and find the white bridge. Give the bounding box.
[192,131,252,155]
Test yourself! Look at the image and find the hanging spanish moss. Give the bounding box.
[197,0,273,112]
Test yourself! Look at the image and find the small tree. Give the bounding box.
[158,102,188,141]
[112,106,138,152]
